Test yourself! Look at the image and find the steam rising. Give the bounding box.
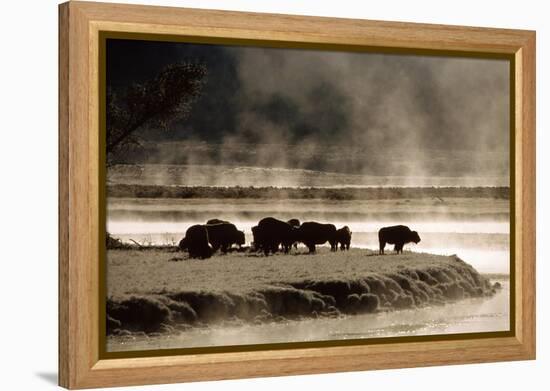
[107,40,510,184]
[231,48,510,179]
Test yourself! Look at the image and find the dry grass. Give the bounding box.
[107,248,474,295]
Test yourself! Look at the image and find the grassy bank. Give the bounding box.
[107,184,509,200]
[107,248,499,334]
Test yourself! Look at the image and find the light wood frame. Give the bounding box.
[59,1,536,389]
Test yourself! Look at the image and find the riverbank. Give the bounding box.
[108,184,509,200]
[107,248,501,335]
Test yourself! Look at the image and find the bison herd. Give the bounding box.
[178,218,421,259]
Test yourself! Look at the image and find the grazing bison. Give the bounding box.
[256,217,299,255]
[205,222,245,253]
[378,225,421,254]
[287,219,301,228]
[206,218,229,225]
[335,226,352,250]
[298,222,337,253]
[286,219,301,249]
[179,225,213,259]
[251,225,262,251]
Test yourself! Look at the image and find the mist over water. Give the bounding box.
[108,163,510,188]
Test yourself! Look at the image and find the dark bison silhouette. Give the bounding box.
[251,225,262,251]
[286,219,301,249]
[378,225,421,254]
[205,222,245,253]
[287,219,301,228]
[256,217,299,255]
[335,226,352,250]
[298,222,337,253]
[179,225,213,259]
[206,218,229,225]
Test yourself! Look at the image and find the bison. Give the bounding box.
[287,219,301,228]
[286,219,301,249]
[206,218,230,225]
[335,226,352,250]
[179,225,213,259]
[205,222,245,253]
[378,225,421,254]
[251,225,262,251]
[256,217,299,255]
[298,222,337,253]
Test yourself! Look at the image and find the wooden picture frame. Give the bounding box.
[59,1,536,389]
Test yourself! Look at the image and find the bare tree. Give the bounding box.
[106,62,207,159]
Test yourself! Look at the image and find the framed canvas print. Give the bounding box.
[58,1,536,389]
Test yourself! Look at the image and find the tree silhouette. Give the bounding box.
[106,62,207,159]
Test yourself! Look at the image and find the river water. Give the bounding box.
[108,280,509,352]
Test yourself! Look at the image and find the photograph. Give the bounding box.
[104,37,511,353]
